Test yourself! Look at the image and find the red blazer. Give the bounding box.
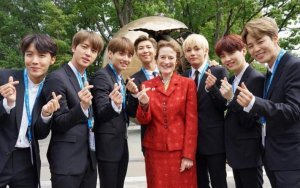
[136,73,198,161]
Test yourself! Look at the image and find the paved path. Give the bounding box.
[39,126,271,188]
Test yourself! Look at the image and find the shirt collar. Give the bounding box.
[235,64,249,81]
[191,61,208,76]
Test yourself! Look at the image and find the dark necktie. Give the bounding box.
[194,70,199,87]
[152,71,158,78]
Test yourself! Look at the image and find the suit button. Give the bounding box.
[163,108,166,111]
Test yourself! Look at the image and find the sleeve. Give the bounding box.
[90,71,120,123]
[251,61,300,123]
[182,80,198,161]
[208,67,228,111]
[42,73,88,133]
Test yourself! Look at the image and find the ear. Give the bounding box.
[242,47,247,56]
[273,34,279,44]
[50,56,56,65]
[108,50,113,59]
[71,45,76,53]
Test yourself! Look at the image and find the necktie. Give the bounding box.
[81,76,85,87]
[152,71,158,78]
[194,70,199,87]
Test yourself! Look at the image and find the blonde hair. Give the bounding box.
[241,17,279,44]
[182,34,209,52]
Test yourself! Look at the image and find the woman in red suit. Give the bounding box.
[136,40,198,188]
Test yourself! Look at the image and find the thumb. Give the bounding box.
[224,77,228,82]
[241,82,247,89]
[207,69,211,74]
[114,83,118,89]
[84,81,89,87]
[8,76,13,83]
[141,84,145,91]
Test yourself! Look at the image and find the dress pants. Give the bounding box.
[233,166,263,188]
[264,165,300,188]
[51,156,97,188]
[98,141,129,188]
[196,153,227,188]
[0,148,38,188]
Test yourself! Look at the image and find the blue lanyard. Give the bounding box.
[189,62,209,90]
[74,69,93,129]
[75,70,87,90]
[109,64,126,109]
[24,69,44,142]
[260,49,285,125]
[263,49,285,99]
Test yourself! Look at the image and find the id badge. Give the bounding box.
[29,141,34,165]
[262,123,266,147]
[89,130,96,151]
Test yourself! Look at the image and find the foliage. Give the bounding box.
[0,0,299,74]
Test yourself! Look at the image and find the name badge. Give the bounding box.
[89,131,95,151]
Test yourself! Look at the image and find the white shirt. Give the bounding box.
[191,62,207,80]
[68,62,89,117]
[232,64,249,93]
[144,66,159,80]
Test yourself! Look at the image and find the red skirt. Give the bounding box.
[144,149,197,188]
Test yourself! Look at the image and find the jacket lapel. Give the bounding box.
[63,64,82,93]
[154,73,178,97]
[15,70,25,131]
[266,53,288,99]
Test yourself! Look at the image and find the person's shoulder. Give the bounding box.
[131,69,143,78]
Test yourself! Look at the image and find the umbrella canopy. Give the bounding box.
[102,16,189,78]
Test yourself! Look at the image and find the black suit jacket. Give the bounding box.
[250,52,300,170]
[90,65,128,162]
[0,69,50,186]
[183,66,228,155]
[127,69,148,143]
[225,66,264,169]
[43,63,96,175]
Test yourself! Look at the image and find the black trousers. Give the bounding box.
[51,157,97,188]
[0,148,38,188]
[196,153,228,188]
[233,166,263,188]
[264,165,300,188]
[98,141,129,188]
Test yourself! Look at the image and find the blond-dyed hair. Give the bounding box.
[72,30,104,54]
[182,34,209,52]
[241,17,279,44]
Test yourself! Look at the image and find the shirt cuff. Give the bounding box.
[131,93,138,98]
[244,96,255,112]
[204,87,210,93]
[80,105,89,117]
[41,112,52,123]
[3,98,15,114]
[111,101,122,114]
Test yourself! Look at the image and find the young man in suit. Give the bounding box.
[238,17,300,188]
[215,34,264,188]
[90,37,138,188]
[182,34,228,188]
[127,35,159,152]
[43,30,103,188]
[0,34,61,188]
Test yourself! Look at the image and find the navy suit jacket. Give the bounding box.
[43,63,96,175]
[0,69,50,186]
[183,65,228,155]
[90,65,128,162]
[225,66,264,169]
[250,52,300,170]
